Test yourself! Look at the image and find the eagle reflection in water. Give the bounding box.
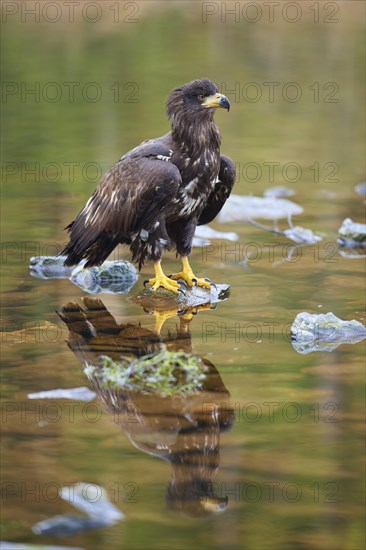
[58,298,234,516]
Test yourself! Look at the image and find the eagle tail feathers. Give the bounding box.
[61,224,120,268]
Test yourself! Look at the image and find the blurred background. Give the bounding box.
[1,1,365,549]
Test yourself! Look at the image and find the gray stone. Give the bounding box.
[60,482,124,522]
[291,312,366,354]
[337,218,366,249]
[70,260,138,294]
[283,226,322,244]
[194,225,239,242]
[32,514,107,537]
[28,387,96,401]
[32,482,124,537]
[30,257,139,294]
[30,255,74,279]
[355,181,366,197]
[264,186,295,198]
[217,194,303,223]
[132,282,230,312]
[0,543,83,550]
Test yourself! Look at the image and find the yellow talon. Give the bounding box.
[148,261,180,294]
[169,257,211,289]
[153,308,181,334]
[153,304,212,334]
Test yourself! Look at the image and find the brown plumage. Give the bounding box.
[61,79,235,292]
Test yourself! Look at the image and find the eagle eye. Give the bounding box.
[198,94,205,101]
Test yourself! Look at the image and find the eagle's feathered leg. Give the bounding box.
[148,261,181,294]
[170,257,211,290]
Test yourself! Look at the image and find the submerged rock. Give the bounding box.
[28,387,96,401]
[264,186,295,198]
[60,482,124,522]
[33,514,107,537]
[192,236,211,247]
[283,226,322,244]
[30,256,138,294]
[291,312,366,354]
[30,255,74,279]
[131,282,230,312]
[355,181,366,197]
[217,194,303,223]
[0,543,83,550]
[339,248,366,259]
[33,482,124,537]
[192,225,239,247]
[247,219,322,245]
[337,218,366,249]
[194,225,239,242]
[70,260,138,294]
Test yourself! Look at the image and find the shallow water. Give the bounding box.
[1,2,365,549]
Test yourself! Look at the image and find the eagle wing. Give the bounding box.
[62,137,182,266]
[197,155,236,226]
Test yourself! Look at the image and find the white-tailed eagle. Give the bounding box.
[62,79,235,293]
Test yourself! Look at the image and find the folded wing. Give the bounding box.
[62,138,181,267]
[197,155,236,226]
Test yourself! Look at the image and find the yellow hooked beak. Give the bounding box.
[201,93,231,111]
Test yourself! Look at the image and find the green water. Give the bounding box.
[1,2,365,549]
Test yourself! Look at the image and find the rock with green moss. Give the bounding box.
[85,348,208,396]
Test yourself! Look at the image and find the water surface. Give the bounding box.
[1,2,365,549]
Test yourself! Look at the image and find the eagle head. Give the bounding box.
[166,79,230,126]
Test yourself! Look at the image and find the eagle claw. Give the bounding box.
[179,280,189,289]
[145,265,181,294]
[205,278,217,289]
